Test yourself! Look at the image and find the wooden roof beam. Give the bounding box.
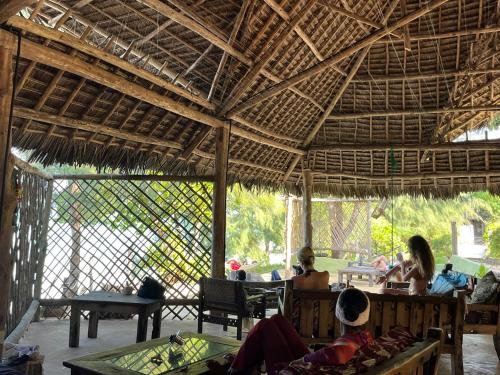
[376,26,500,42]
[8,16,214,111]
[221,0,317,114]
[1,29,303,155]
[319,0,406,41]
[313,170,500,181]
[263,0,324,61]
[226,0,451,117]
[138,0,338,110]
[42,1,197,93]
[309,140,500,152]
[328,105,500,120]
[14,107,184,150]
[0,0,37,23]
[353,68,500,82]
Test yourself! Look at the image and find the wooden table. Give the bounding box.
[63,332,241,375]
[338,266,384,286]
[69,291,162,348]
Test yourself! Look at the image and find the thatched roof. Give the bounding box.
[3,0,500,196]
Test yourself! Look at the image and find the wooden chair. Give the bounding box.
[197,277,266,340]
[281,280,465,375]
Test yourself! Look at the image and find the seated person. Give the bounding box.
[236,270,246,281]
[378,235,435,296]
[229,288,372,375]
[292,247,329,290]
[370,255,388,272]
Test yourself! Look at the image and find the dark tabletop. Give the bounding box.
[72,291,161,306]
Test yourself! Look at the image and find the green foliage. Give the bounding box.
[226,185,285,262]
[485,221,500,258]
[371,194,498,259]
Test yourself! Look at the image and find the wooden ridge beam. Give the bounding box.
[309,140,500,152]
[353,68,500,82]
[221,0,317,114]
[0,0,37,23]
[328,105,500,120]
[13,107,184,149]
[8,16,215,111]
[313,169,500,181]
[226,0,450,116]
[1,29,303,155]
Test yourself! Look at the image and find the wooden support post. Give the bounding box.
[0,34,16,356]
[451,221,458,256]
[285,196,294,278]
[302,169,313,248]
[211,127,229,279]
[34,179,53,321]
[367,201,372,259]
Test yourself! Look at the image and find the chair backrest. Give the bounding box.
[199,277,245,313]
[282,279,465,348]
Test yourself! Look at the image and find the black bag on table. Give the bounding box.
[137,277,165,299]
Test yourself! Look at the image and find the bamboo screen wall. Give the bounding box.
[42,176,212,320]
[287,198,372,259]
[8,164,51,335]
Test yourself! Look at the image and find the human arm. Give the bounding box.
[302,338,359,365]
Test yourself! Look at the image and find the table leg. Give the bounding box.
[369,274,373,287]
[338,271,343,284]
[137,308,148,343]
[152,308,161,339]
[88,311,98,338]
[69,302,81,348]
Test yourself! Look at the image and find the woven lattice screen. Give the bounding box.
[42,177,212,320]
[8,165,51,335]
[288,198,373,259]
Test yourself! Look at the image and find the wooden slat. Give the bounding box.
[318,300,329,338]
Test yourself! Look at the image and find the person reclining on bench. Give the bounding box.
[292,246,329,290]
[377,235,435,296]
[228,288,372,374]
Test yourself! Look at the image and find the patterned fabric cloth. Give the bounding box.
[279,327,418,375]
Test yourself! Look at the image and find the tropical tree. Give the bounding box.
[226,185,285,262]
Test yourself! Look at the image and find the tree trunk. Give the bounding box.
[64,182,81,298]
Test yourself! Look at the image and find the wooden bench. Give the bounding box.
[281,280,465,375]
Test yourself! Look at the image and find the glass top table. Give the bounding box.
[63,332,241,375]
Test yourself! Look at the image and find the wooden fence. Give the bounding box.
[7,158,52,336]
[41,175,213,320]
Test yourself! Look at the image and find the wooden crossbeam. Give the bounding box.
[221,0,317,114]
[9,16,215,111]
[138,0,338,109]
[208,0,249,101]
[328,105,500,120]
[1,29,303,155]
[376,26,500,42]
[263,0,323,60]
[309,140,500,152]
[0,0,37,23]
[353,68,500,82]
[225,0,451,116]
[313,169,500,181]
[13,107,184,150]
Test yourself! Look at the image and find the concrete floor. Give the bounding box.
[18,318,500,374]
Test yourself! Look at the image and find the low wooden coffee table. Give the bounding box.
[69,291,162,347]
[63,332,241,375]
